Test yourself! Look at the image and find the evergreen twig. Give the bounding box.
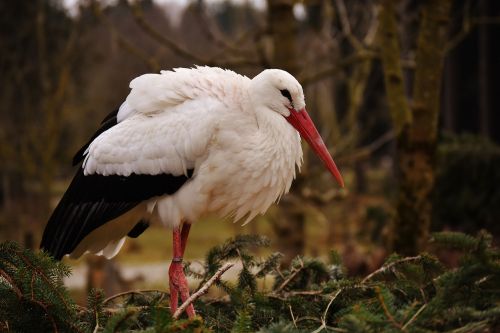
[376,286,406,332]
[1,231,499,332]
[274,257,304,293]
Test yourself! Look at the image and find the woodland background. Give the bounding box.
[0,0,500,331]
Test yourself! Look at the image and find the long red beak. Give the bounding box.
[286,108,344,188]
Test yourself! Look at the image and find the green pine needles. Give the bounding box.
[1,231,499,332]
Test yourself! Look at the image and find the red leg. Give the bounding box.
[180,223,191,255]
[169,222,195,318]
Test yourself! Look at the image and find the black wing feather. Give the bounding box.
[127,219,150,238]
[42,108,194,260]
[41,169,193,260]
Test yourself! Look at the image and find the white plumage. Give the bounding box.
[42,66,343,318]
[83,67,303,236]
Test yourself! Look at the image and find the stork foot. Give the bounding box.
[168,261,195,318]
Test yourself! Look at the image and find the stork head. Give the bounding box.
[250,69,344,188]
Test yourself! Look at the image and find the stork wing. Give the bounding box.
[40,168,192,259]
[72,109,119,166]
[41,98,218,259]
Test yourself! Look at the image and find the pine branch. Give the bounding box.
[274,258,304,293]
[375,286,406,332]
[18,251,71,310]
[1,230,498,332]
[0,268,21,298]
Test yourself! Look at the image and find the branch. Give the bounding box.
[334,0,364,51]
[3,261,60,333]
[311,289,342,333]
[363,5,381,45]
[299,51,377,87]
[402,303,427,330]
[273,258,304,293]
[376,286,406,331]
[104,289,169,305]
[17,252,71,310]
[336,130,394,164]
[362,255,423,283]
[252,28,271,68]
[283,290,323,297]
[173,262,234,319]
[289,305,297,328]
[194,4,256,59]
[91,2,159,71]
[129,3,206,64]
[445,16,500,53]
[0,268,22,298]
[129,2,261,69]
[32,298,59,333]
[104,305,169,314]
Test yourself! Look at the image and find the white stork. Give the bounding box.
[41,66,344,318]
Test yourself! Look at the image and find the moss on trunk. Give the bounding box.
[381,0,451,255]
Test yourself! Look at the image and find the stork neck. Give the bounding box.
[254,107,288,135]
[253,107,302,168]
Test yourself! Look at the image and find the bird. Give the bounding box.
[40,66,344,318]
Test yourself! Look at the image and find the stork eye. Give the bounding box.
[280,89,292,103]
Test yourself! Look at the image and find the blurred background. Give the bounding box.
[1,0,499,301]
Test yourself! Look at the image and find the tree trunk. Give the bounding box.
[267,0,303,265]
[267,0,299,74]
[380,0,451,255]
[478,0,491,138]
[443,54,456,132]
[390,0,451,255]
[379,0,412,135]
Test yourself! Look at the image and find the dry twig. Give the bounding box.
[334,0,364,51]
[173,262,234,319]
[311,289,342,333]
[104,289,169,305]
[445,16,500,53]
[274,258,304,293]
[129,3,206,64]
[362,255,423,284]
[91,2,159,71]
[299,51,377,87]
[336,130,394,164]
[402,303,427,330]
[284,290,323,297]
[129,2,261,69]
